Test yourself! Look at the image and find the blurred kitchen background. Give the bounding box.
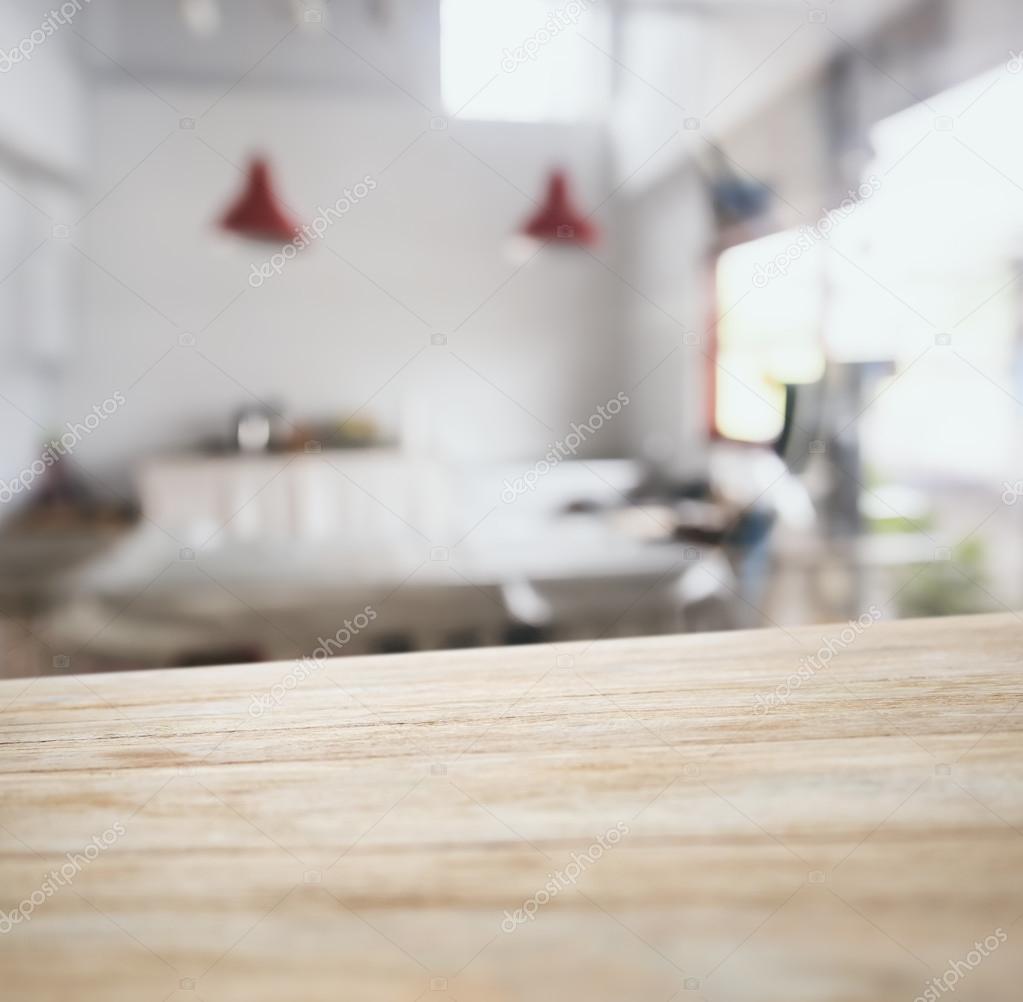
[1,0,1021,676]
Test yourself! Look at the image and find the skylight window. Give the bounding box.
[440,0,610,122]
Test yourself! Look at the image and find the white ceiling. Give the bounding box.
[75,0,440,94]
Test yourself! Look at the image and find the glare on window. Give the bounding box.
[440,0,610,121]
[714,230,825,444]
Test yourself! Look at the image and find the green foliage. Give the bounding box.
[896,539,990,618]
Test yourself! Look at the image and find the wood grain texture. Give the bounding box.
[1,612,1021,1001]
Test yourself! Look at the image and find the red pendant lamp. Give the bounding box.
[219,156,299,243]
[521,169,598,246]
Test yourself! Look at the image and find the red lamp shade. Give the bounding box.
[521,169,598,246]
[219,157,299,243]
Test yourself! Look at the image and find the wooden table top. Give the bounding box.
[1,612,1021,1001]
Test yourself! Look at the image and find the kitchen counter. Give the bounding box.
[1,613,1021,1000]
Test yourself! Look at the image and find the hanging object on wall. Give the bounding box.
[520,169,598,246]
[219,157,300,243]
[701,147,772,233]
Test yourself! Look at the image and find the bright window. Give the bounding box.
[440,0,610,121]
[714,230,826,443]
[829,64,1023,486]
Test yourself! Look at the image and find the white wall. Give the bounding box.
[610,168,712,477]
[0,1,84,174]
[0,2,83,510]
[59,82,619,492]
